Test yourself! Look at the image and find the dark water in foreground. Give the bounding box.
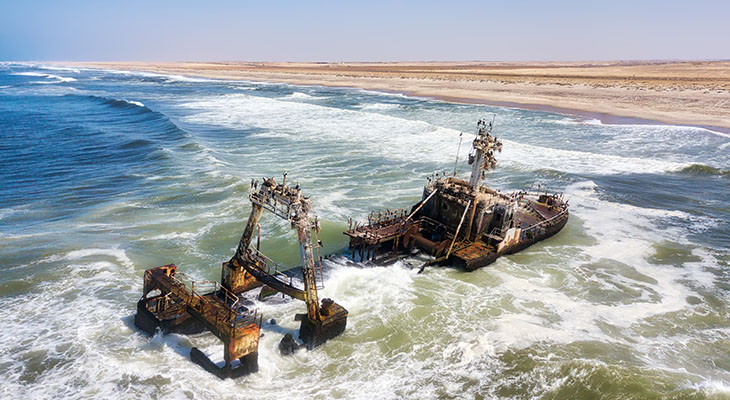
[1,63,729,399]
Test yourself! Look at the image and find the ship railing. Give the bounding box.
[418,217,450,236]
[249,190,295,222]
[516,189,566,204]
[350,208,410,231]
[248,248,297,287]
[173,273,240,310]
[521,207,569,234]
[413,216,464,243]
[231,309,262,332]
[524,182,560,195]
[170,273,262,336]
[488,227,504,239]
[349,214,415,245]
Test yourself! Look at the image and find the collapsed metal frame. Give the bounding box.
[135,264,262,378]
[135,173,348,378]
[225,173,347,348]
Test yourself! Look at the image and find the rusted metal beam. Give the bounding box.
[446,199,472,258]
[135,264,261,378]
[405,188,438,222]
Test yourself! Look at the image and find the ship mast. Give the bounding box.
[467,119,502,189]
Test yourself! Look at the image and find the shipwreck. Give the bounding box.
[134,174,347,378]
[344,119,569,271]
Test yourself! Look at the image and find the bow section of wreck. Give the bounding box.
[345,119,569,271]
[134,174,347,378]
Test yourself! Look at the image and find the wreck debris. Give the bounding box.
[135,174,347,378]
[344,119,569,271]
[134,264,261,378]
[225,174,348,350]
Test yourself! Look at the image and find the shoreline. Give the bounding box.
[426,95,730,135]
[57,61,730,135]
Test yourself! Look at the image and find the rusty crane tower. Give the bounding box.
[134,173,347,378]
[222,173,348,347]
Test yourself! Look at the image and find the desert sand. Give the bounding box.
[67,61,730,132]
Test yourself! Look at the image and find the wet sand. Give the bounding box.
[65,61,730,132]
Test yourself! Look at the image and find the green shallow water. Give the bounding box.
[1,63,729,399]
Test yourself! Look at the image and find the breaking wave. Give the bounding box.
[675,163,730,176]
[283,91,313,100]
[13,71,76,83]
[72,95,153,116]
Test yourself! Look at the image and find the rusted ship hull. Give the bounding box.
[497,211,568,256]
[346,180,569,271]
[459,207,569,270]
[345,119,569,271]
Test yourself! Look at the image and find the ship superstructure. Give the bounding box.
[345,119,569,271]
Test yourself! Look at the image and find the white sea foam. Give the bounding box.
[283,91,313,100]
[37,65,81,73]
[3,71,727,398]
[545,115,730,139]
[230,85,257,91]
[688,379,730,395]
[180,93,464,165]
[163,74,216,83]
[12,71,48,77]
[63,247,134,269]
[356,103,402,111]
[179,93,696,176]
[708,129,730,139]
[416,178,725,366]
[41,77,76,84]
[145,220,216,242]
[356,88,411,98]
[14,71,77,83]
[88,68,216,83]
[500,137,688,175]
[0,274,144,397]
[543,117,602,126]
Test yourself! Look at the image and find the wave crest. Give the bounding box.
[102,98,146,110]
[675,164,730,176]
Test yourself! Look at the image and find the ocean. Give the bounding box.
[1,63,728,399]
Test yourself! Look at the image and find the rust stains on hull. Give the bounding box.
[344,119,570,271]
[135,264,262,378]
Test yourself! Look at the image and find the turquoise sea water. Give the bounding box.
[1,63,729,399]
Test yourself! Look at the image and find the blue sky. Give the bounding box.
[1,0,728,61]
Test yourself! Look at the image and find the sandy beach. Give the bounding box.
[66,61,730,132]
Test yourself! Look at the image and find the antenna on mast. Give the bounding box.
[452,132,463,177]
